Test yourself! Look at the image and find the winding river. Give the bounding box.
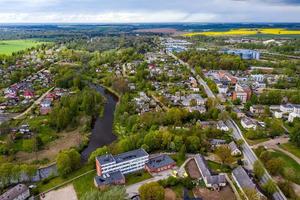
[81,85,118,160]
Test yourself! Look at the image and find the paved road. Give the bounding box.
[126,170,173,197]
[167,49,287,200]
[226,120,287,200]
[167,52,215,98]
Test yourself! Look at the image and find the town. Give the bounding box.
[0,22,300,200]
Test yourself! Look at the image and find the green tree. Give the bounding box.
[139,182,165,200]
[56,152,72,177]
[243,188,261,200]
[262,180,277,196]
[266,158,284,175]
[215,145,234,165]
[253,161,265,179]
[88,146,109,164]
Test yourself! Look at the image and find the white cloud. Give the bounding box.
[0,0,299,23]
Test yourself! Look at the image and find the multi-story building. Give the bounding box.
[222,49,260,60]
[96,148,149,176]
[232,83,251,103]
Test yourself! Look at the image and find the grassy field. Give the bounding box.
[268,150,300,184]
[0,40,44,55]
[36,164,94,194]
[183,28,300,37]
[125,171,152,185]
[280,143,300,159]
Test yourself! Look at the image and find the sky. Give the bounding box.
[0,0,299,23]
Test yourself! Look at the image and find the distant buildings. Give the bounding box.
[0,184,30,200]
[194,154,226,190]
[279,104,300,122]
[232,83,252,103]
[222,49,260,60]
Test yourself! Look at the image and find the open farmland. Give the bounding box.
[0,40,44,55]
[183,28,300,37]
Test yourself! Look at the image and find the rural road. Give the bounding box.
[14,87,54,120]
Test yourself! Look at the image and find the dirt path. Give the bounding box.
[16,129,82,163]
[42,184,78,200]
[251,137,300,165]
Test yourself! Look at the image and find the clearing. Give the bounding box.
[280,142,300,159]
[193,186,236,200]
[0,40,44,55]
[42,184,78,200]
[186,159,201,179]
[16,129,83,163]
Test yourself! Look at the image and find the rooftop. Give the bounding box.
[96,149,148,165]
[146,155,176,170]
[94,171,125,186]
[232,166,256,190]
[194,154,226,185]
[0,184,28,200]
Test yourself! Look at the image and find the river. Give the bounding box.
[80,85,118,160]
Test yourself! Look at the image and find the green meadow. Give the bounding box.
[0,40,44,55]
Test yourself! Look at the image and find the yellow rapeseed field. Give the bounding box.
[183,28,300,37]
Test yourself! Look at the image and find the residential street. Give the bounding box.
[168,52,287,200]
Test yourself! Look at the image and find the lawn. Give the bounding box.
[207,160,231,173]
[125,171,152,185]
[73,169,97,199]
[36,164,94,194]
[183,28,300,37]
[268,150,300,184]
[280,143,300,159]
[0,40,44,55]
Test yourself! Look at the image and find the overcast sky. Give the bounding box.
[0,0,299,23]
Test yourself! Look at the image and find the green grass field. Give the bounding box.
[280,143,300,159]
[269,150,300,184]
[0,40,44,55]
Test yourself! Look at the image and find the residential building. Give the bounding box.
[96,149,149,176]
[194,154,226,190]
[250,105,265,115]
[210,139,226,148]
[233,83,251,103]
[241,117,257,130]
[181,94,204,107]
[280,104,295,114]
[216,121,229,132]
[188,106,206,114]
[0,184,30,200]
[232,166,261,200]
[228,141,241,156]
[145,155,176,173]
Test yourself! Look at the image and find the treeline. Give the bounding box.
[49,88,104,131]
[177,50,246,70]
[0,162,37,190]
[253,90,300,105]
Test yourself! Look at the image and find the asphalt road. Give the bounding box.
[167,50,287,200]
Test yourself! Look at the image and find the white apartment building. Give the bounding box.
[96,149,149,176]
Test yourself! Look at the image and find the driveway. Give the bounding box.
[126,170,173,197]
